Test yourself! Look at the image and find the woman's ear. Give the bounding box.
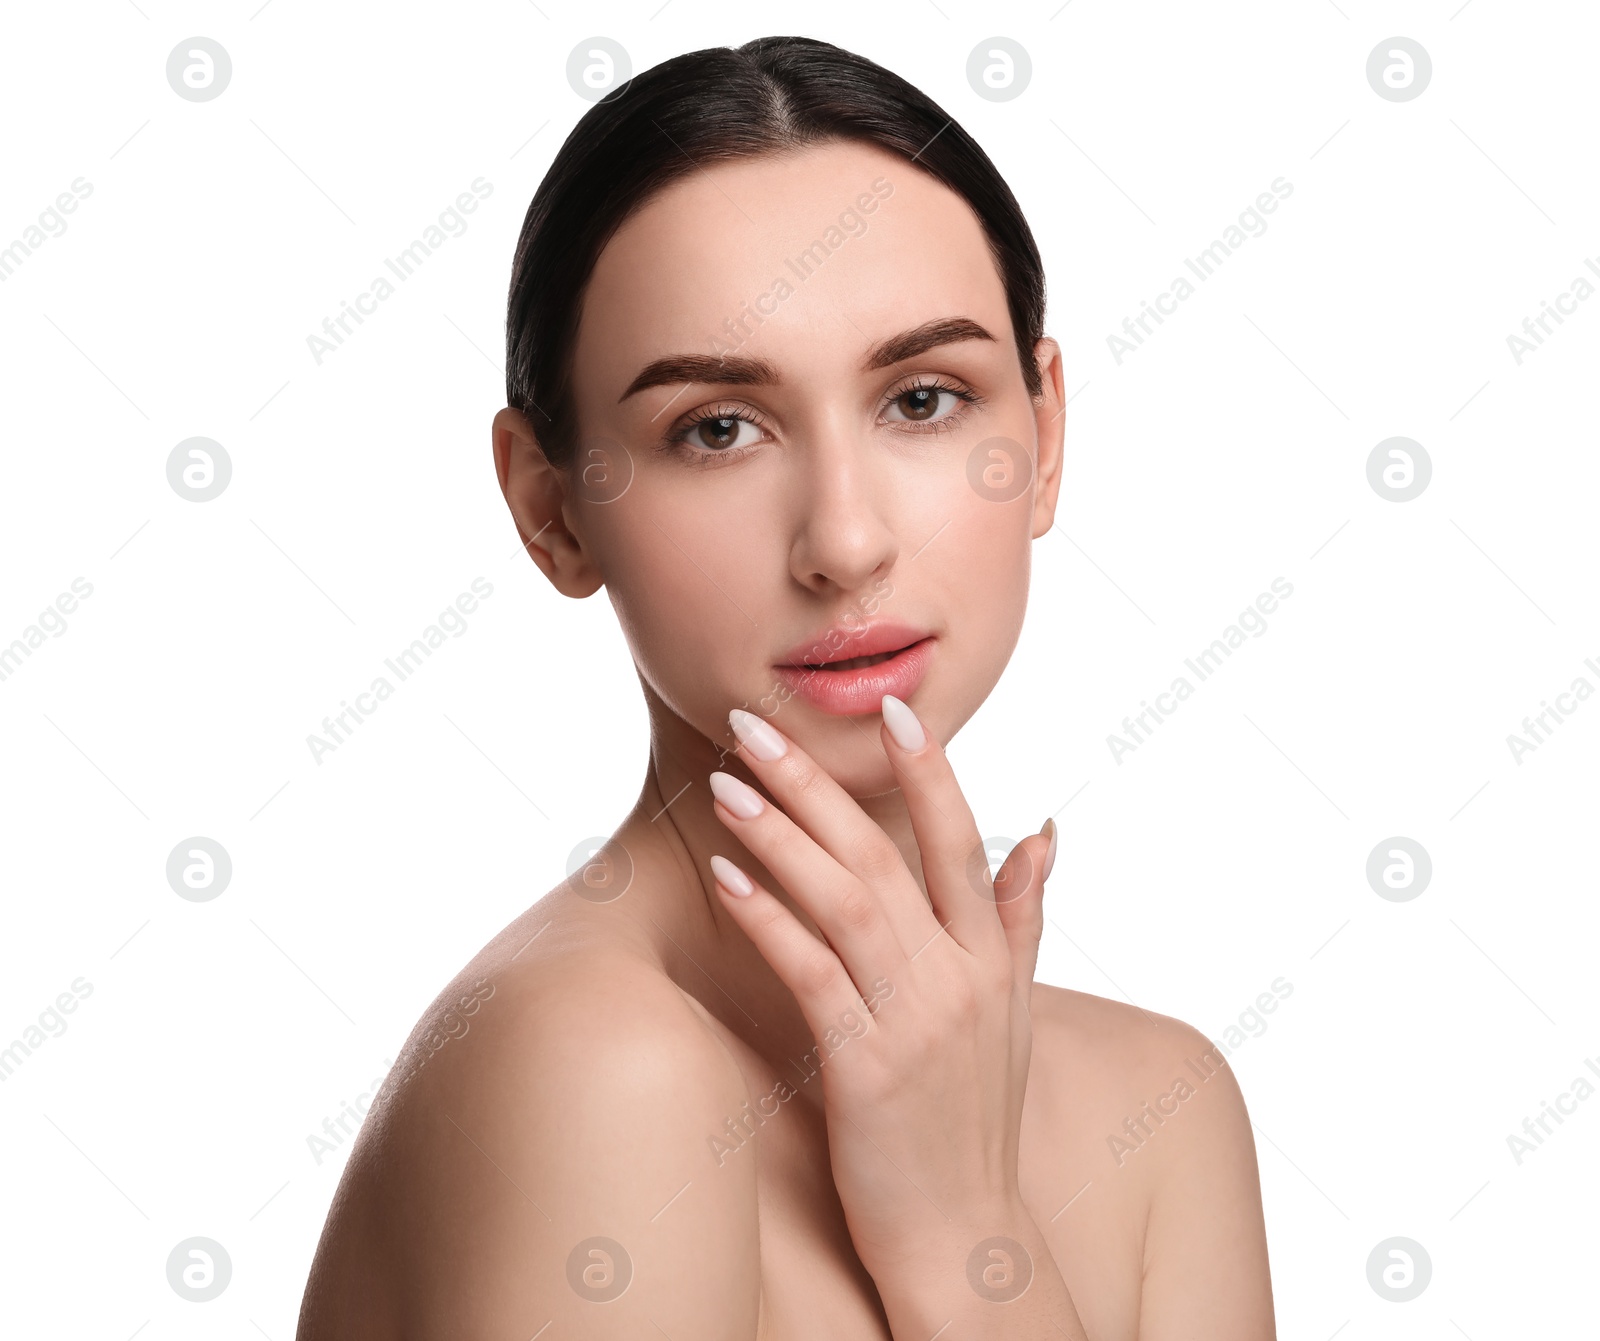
[492,406,604,597]
[1028,336,1067,539]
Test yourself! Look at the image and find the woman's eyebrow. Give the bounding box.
[618,352,778,402]
[863,316,997,371]
[617,316,998,402]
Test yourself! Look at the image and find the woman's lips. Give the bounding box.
[772,637,935,716]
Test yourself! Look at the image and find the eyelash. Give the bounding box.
[660,376,986,464]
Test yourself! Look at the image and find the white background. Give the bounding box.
[1,1,1596,1336]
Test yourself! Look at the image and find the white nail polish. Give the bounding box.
[710,770,764,819]
[710,854,755,897]
[880,694,926,752]
[729,707,787,761]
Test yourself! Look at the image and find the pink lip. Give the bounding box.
[776,620,932,669]
[773,635,935,716]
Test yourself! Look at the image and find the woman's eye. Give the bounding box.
[884,386,965,425]
[681,414,763,452]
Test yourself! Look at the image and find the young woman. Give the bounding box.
[297,35,1276,1340]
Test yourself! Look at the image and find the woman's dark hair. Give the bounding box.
[505,35,1046,470]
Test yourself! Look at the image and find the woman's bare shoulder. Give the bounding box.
[1025,982,1276,1341]
[413,924,736,1097]
[1029,981,1228,1077]
[1026,980,1253,1162]
[298,910,761,1339]
[366,909,756,1204]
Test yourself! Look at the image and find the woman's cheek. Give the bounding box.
[946,496,1032,636]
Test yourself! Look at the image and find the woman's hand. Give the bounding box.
[705,694,1059,1284]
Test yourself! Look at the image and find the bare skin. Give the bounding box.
[297,139,1276,1339]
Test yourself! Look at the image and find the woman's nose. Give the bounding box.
[786,442,900,595]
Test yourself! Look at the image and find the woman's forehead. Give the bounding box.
[575,141,1007,393]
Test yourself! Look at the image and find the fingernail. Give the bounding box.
[1041,817,1058,882]
[729,707,787,761]
[710,854,754,897]
[880,694,926,752]
[710,770,764,819]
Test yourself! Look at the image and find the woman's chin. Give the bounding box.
[787,721,925,799]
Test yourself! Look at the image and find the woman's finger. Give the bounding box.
[877,694,1007,958]
[710,768,910,998]
[724,707,933,950]
[990,821,1055,987]
[707,853,892,1040]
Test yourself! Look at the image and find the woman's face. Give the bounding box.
[526,138,1062,793]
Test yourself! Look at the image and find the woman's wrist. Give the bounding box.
[864,1194,1090,1341]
